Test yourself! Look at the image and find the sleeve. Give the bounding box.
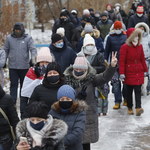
[3,36,10,58]
[119,44,127,75]
[104,36,111,61]
[64,112,86,146]
[29,86,39,104]
[0,49,6,68]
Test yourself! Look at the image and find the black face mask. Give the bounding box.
[101,19,107,22]
[36,65,47,76]
[60,18,68,23]
[14,31,22,37]
[59,101,73,109]
[30,121,45,131]
[74,70,85,76]
[46,75,60,84]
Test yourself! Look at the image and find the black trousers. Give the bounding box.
[9,69,28,104]
[126,85,142,109]
[83,143,90,150]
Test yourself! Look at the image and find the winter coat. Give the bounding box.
[96,19,113,40]
[15,116,68,150]
[104,32,127,61]
[119,29,148,85]
[77,29,104,53]
[50,100,87,150]
[21,67,43,98]
[4,34,37,69]
[135,22,150,59]
[0,94,19,136]
[64,65,116,143]
[52,19,75,42]
[29,82,63,109]
[128,14,149,28]
[49,42,76,73]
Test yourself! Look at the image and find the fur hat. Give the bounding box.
[57,85,76,101]
[114,21,123,29]
[84,23,93,33]
[73,53,88,70]
[56,27,65,37]
[36,47,52,63]
[51,33,63,43]
[26,102,49,119]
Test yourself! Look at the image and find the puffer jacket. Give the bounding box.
[64,64,116,143]
[50,100,88,150]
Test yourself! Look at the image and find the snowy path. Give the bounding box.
[91,92,150,150]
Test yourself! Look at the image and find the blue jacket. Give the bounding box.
[50,101,87,150]
[104,33,127,61]
[49,42,76,73]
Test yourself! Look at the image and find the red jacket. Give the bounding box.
[119,44,148,85]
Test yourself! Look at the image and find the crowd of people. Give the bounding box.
[0,0,150,150]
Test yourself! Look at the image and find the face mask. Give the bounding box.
[60,18,68,22]
[14,31,22,37]
[101,19,107,22]
[46,75,60,84]
[132,36,139,46]
[30,121,45,131]
[115,6,120,12]
[55,42,64,48]
[137,13,143,17]
[59,101,73,109]
[114,30,122,34]
[85,45,95,52]
[74,70,85,76]
[37,65,47,76]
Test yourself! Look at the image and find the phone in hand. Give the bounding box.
[20,137,28,144]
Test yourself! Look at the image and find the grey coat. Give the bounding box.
[50,100,88,150]
[64,65,116,143]
[4,34,37,69]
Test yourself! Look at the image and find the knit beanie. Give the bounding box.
[100,12,108,17]
[73,53,88,70]
[114,21,122,29]
[71,9,77,15]
[83,9,90,15]
[56,27,65,37]
[83,34,95,47]
[60,11,68,17]
[84,23,93,33]
[26,102,49,119]
[51,33,63,43]
[36,47,52,63]
[57,85,76,101]
[126,28,135,38]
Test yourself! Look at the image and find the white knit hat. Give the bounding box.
[73,53,88,70]
[36,47,52,63]
[83,9,90,15]
[84,23,93,33]
[56,27,65,37]
[82,34,97,55]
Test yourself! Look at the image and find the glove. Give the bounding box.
[76,85,87,100]
[119,74,125,82]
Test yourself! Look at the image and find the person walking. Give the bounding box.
[119,28,148,116]
[4,22,37,104]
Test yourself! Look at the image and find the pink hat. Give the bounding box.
[36,47,53,63]
[73,53,88,70]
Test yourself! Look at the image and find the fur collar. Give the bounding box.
[135,22,150,34]
[51,100,88,113]
[126,28,142,46]
[16,116,68,147]
[81,29,100,39]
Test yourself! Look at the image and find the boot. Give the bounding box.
[123,100,127,106]
[136,108,144,116]
[113,103,120,109]
[128,108,134,115]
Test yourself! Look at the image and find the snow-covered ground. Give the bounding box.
[91,91,150,150]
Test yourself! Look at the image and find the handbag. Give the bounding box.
[0,107,16,141]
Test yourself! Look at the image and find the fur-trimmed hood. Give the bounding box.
[135,22,150,35]
[16,116,68,147]
[126,28,142,46]
[81,29,100,39]
[51,100,88,113]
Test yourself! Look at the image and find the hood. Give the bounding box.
[135,22,150,34]
[126,28,142,46]
[51,100,88,113]
[81,29,100,39]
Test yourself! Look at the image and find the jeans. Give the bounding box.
[126,85,142,109]
[9,69,28,104]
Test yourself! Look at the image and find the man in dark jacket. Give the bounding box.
[49,34,76,73]
[128,5,149,28]
[0,86,19,150]
[4,22,37,104]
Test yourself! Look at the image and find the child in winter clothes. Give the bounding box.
[20,47,53,119]
[0,49,6,87]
